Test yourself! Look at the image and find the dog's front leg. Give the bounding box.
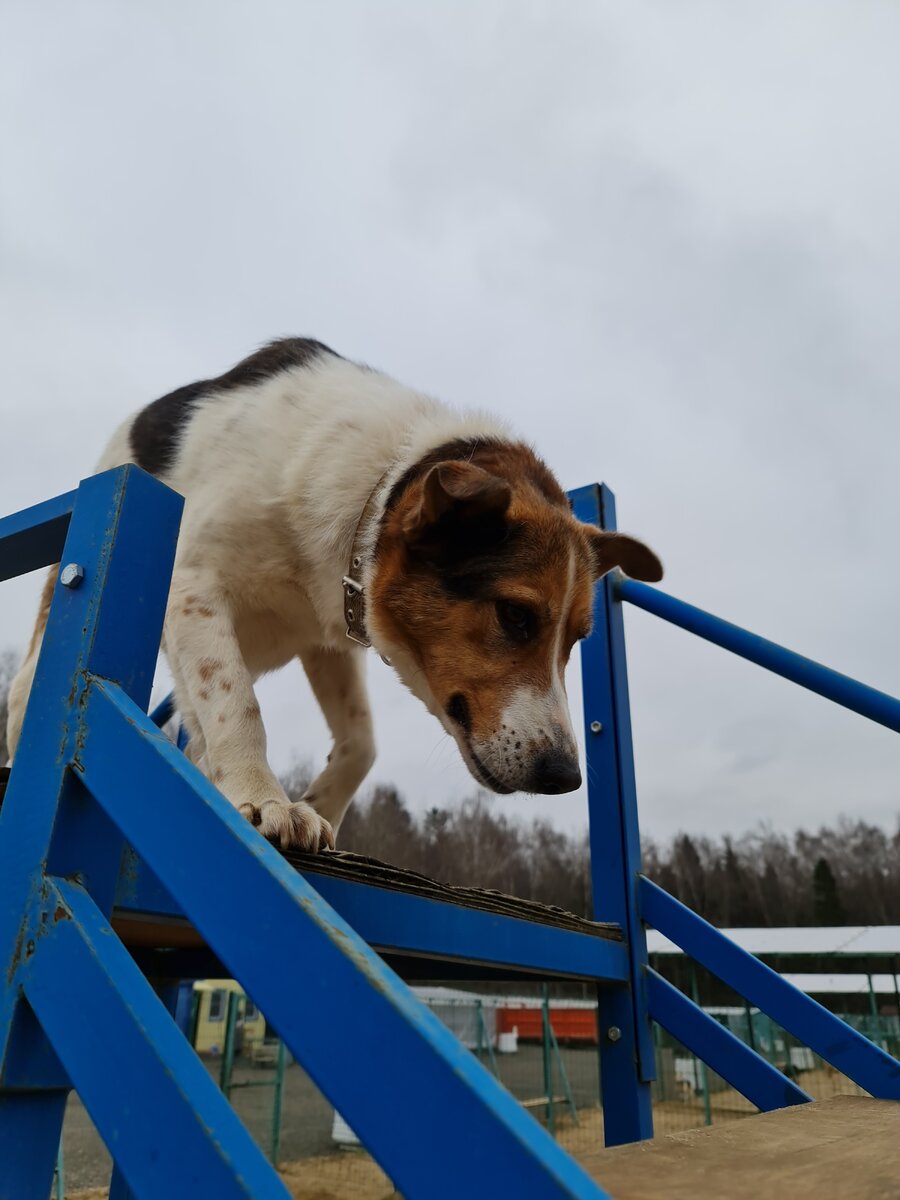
[165,578,334,852]
[298,646,376,838]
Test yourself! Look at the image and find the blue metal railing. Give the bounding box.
[616,577,900,733]
[613,572,900,1106]
[0,466,615,1200]
[2,469,898,1199]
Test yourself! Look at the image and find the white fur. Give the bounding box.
[7,353,509,849]
[470,547,579,792]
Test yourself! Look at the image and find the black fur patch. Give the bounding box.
[384,437,569,517]
[436,523,557,602]
[130,337,337,476]
[446,692,471,732]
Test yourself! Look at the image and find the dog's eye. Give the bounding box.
[496,600,536,643]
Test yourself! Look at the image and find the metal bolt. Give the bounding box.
[606,1025,622,1042]
[347,609,355,622]
[590,720,603,734]
[60,563,85,589]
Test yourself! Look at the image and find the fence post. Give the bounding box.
[271,1039,286,1165]
[690,967,712,1126]
[220,992,241,1096]
[570,484,654,1147]
[54,1136,64,1200]
[541,986,555,1138]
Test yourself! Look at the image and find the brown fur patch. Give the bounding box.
[372,440,596,744]
[198,658,221,681]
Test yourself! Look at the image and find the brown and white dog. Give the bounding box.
[6,339,662,852]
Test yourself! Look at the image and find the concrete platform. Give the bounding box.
[579,1096,900,1199]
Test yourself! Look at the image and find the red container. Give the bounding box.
[495,1006,598,1045]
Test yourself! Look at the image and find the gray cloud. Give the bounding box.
[2,1,898,843]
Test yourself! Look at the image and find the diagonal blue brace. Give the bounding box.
[78,679,611,1200]
[24,880,291,1200]
[646,969,811,1111]
[641,877,900,1098]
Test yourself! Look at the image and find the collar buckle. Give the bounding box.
[343,574,371,648]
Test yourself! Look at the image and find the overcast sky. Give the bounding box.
[3,2,899,845]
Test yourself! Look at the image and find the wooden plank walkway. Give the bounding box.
[578,1096,900,1199]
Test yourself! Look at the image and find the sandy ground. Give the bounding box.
[62,1059,865,1198]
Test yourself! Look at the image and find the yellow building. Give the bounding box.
[192,979,267,1055]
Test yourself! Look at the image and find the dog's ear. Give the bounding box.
[402,461,512,548]
[586,528,663,583]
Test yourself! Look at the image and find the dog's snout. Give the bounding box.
[530,751,582,794]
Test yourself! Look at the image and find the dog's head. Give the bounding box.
[368,441,662,795]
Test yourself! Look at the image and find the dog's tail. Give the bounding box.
[6,567,56,764]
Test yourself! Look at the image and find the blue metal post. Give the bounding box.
[0,468,180,1196]
[0,468,293,1200]
[570,484,654,1146]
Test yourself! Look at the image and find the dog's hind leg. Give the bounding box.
[297,645,376,839]
[6,568,56,763]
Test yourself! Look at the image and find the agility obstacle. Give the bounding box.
[0,465,898,1199]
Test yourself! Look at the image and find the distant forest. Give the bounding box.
[2,649,898,927]
[282,765,900,928]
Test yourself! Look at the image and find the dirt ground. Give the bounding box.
[62,1056,865,1199]
[60,1043,603,1191]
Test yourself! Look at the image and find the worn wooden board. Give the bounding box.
[112,847,621,951]
[0,766,620,949]
[579,1096,900,1200]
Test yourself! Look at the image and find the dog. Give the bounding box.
[6,339,662,852]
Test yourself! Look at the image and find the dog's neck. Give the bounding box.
[342,467,392,651]
[339,415,511,654]
[281,357,509,648]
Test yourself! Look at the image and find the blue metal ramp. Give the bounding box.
[0,466,897,1199]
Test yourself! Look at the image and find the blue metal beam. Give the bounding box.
[25,878,290,1200]
[78,679,611,1200]
[646,969,811,1111]
[149,693,175,729]
[571,483,655,1147]
[641,877,900,1097]
[0,489,75,581]
[276,871,628,982]
[0,1091,68,1200]
[114,855,629,984]
[617,578,900,734]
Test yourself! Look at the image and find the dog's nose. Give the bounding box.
[530,752,582,794]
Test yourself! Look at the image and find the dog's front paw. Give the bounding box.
[238,798,335,853]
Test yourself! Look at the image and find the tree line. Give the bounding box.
[283,765,900,927]
[2,650,898,928]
